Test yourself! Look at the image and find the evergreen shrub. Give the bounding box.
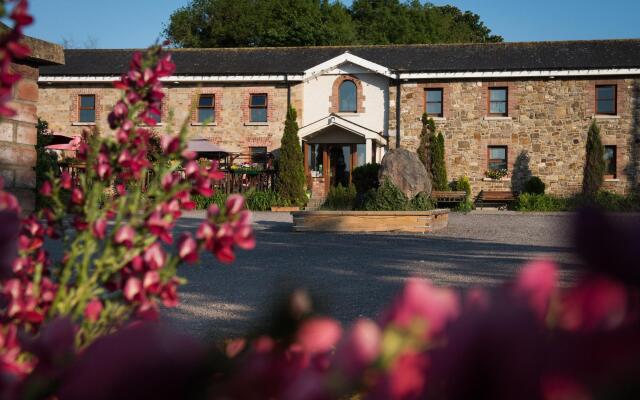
[524,176,546,195]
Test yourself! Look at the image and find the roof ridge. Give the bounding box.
[62,38,640,53]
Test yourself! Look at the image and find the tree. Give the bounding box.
[417,113,434,180]
[277,107,306,206]
[583,121,605,196]
[431,131,448,190]
[165,0,502,48]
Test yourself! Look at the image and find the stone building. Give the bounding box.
[37,40,640,197]
[0,29,63,212]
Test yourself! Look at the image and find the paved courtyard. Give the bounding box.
[164,211,582,339]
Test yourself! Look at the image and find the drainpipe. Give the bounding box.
[285,74,291,110]
[395,72,401,149]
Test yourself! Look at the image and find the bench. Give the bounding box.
[431,191,468,204]
[476,190,517,209]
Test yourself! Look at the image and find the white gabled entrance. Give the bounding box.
[299,114,387,197]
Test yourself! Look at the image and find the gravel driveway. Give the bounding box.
[164,211,583,340]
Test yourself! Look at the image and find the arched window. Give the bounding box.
[338,80,357,113]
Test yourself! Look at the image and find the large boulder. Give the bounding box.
[378,148,432,199]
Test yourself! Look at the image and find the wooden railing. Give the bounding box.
[217,170,277,193]
[56,162,277,194]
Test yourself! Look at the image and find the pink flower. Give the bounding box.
[335,318,381,378]
[183,161,199,177]
[178,233,198,263]
[225,194,245,215]
[511,259,558,321]
[60,171,72,189]
[143,243,166,270]
[381,278,460,339]
[373,352,429,400]
[84,298,103,322]
[160,134,180,155]
[71,187,84,205]
[559,276,627,332]
[73,216,88,231]
[92,218,107,240]
[39,180,52,196]
[296,317,342,354]
[146,211,173,244]
[124,277,142,301]
[114,225,135,248]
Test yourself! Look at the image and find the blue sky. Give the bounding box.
[24,0,640,48]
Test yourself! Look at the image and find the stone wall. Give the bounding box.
[0,62,39,211]
[392,77,640,197]
[39,82,304,155]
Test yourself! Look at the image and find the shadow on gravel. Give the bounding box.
[167,215,578,340]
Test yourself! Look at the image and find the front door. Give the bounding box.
[304,142,367,196]
[329,144,351,188]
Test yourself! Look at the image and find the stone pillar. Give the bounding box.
[365,138,373,164]
[0,30,64,213]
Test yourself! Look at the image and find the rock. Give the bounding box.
[378,148,432,199]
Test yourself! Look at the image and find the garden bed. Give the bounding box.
[292,209,449,233]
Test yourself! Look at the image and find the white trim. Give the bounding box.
[39,68,640,84]
[400,68,640,80]
[483,116,513,121]
[299,114,387,145]
[303,52,394,80]
[39,74,305,83]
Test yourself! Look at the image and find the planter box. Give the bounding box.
[292,210,449,233]
[271,206,301,212]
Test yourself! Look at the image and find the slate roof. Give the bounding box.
[40,39,640,76]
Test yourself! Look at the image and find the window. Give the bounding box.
[488,145,508,171]
[596,85,616,115]
[250,146,267,165]
[197,95,215,123]
[425,89,443,117]
[604,145,617,178]
[78,94,95,123]
[249,94,268,122]
[488,87,508,116]
[356,143,366,167]
[338,80,357,113]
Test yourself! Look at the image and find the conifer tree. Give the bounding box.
[583,121,605,196]
[417,113,434,182]
[431,131,448,190]
[277,107,306,206]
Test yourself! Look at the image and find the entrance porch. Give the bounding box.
[299,114,387,199]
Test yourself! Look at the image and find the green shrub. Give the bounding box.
[351,163,380,194]
[515,193,570,212]
[516,191,640,212]
[570,191,640,212]
[245,190,283,211]
[410,191,436,211]
[192,191,228,210]
[323,184,357,210]
[524,176,546,195]
[583,121,605,196]
[362,179,408,211]
[450,176,474,212]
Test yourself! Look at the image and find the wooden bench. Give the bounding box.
[431,191,467,204]
[476,190,517,209]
